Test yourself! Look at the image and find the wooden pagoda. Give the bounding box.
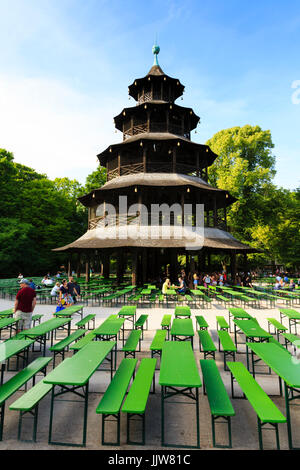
[54,46,257,285]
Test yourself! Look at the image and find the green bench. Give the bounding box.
[240,295,259,308]
[161,314,172,339]
[217,330,237,370]
[200,359,235,448]
[122,358,157,445]
[70,330,96,352]
[195,315,209,331]
[76,314,96,330]
[150,330,167,359]
[216,295,231,305]
[49,329,87,366]
[282,332,300,353]
[96,358,137,445]
[227,361,286,450]
[0,356,52,440]
[135,315,149,340]
[198,330,217,359]
[122,330,142,358]
[9,379,53,442]
[216,316,230,331]
[267,318,288,339]
[31,314,43,327]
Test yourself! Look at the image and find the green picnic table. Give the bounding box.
[233,318,272,368]
[171,318,194,348]
[228,307,253,332]
[174,306,191,318]
[118,305,137,329]
[159,341,201,448]
[45,341,116,447]
[94,318,125,370]
[246,342,300,449]
[0,339,33,385]
[279,309,300,334]
[0,308,14,318]
[53,304,84,320]
[18,318,72,356]
[0,317,19,339]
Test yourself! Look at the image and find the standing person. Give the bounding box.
[59,279,73,306]
[14,279,37,333]
[67,277,78,304]
[193,272,199,288]
[203,274,211,288]
[73,280,81,302]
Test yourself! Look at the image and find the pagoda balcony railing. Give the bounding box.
[107,162,199,181]
[138,91,170,104]
[88,214,227,231]
[123,123,190,141]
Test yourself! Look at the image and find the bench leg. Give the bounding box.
[0,404,5,441]
[18,405,39,442]
[212,415,232,448]
[257,418,280,450]
[126,413,145,445]
[101,413,120,446]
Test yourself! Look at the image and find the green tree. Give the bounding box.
[206,126,300,269]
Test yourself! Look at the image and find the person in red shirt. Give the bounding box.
[14,279,37,332]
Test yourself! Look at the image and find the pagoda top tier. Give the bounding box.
[128,45,185,103]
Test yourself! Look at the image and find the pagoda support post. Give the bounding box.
[102,250,110,280]
[172,147,177,173]
[132,250,138,286]
[85,252,90,283]
[243,252,249,275]
[230,251,237,285]
[142,248,147,285]
[116,249,124,285]
[67,258,71,278]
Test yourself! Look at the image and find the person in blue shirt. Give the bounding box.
[29,279,36,290]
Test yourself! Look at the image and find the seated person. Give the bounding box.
[175,276,187,295]
[162,278,171,294]
[51,282,61,298]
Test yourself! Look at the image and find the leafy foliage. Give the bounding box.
[206,126,300,268]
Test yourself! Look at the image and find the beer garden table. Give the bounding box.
[93,318,125,371]
[171,318,194,348]
[44,341,116,447]
[118,306,136,329]
[279,309,300,334]
[233,318,272,368]
[246,341,300,450]
[0,339,33,385]
[159,341,201,448]
[18,318,72,356]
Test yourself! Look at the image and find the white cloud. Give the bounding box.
[0,74,122,182]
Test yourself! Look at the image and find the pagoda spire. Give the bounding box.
[152,43,160,66]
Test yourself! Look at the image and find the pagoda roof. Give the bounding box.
[114,102,200,131]
[52,226,259,253]
[78,173,236,207]
[97,133,217,166]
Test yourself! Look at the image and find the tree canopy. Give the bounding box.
[206,125,300,268]
[0,149,106,277]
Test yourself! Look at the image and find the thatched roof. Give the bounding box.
[53,226,258,253]
[78,173,236,207]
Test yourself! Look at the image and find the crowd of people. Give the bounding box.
[273,273,298,291]
[161,270,255,295]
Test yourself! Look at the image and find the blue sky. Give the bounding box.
[0,0,299,189]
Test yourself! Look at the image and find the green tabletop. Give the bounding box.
[280,309,300,320]
[0,339,33,362]
[44,341,116,386]
[159,341,202,388]
[175,306,191,317]
[18,317,71,338]
[171,318,194,337]
[94,318,124,336]
[233,319,272,340]
[53,305,84,317]
[229,308,252,319]
[0,308,14,317]
[165,289,177,296]
[0,317,18,329]
[118,306,136,316]
[247,342,300,388]
[190,290,204,296]
[141,289,151,295]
